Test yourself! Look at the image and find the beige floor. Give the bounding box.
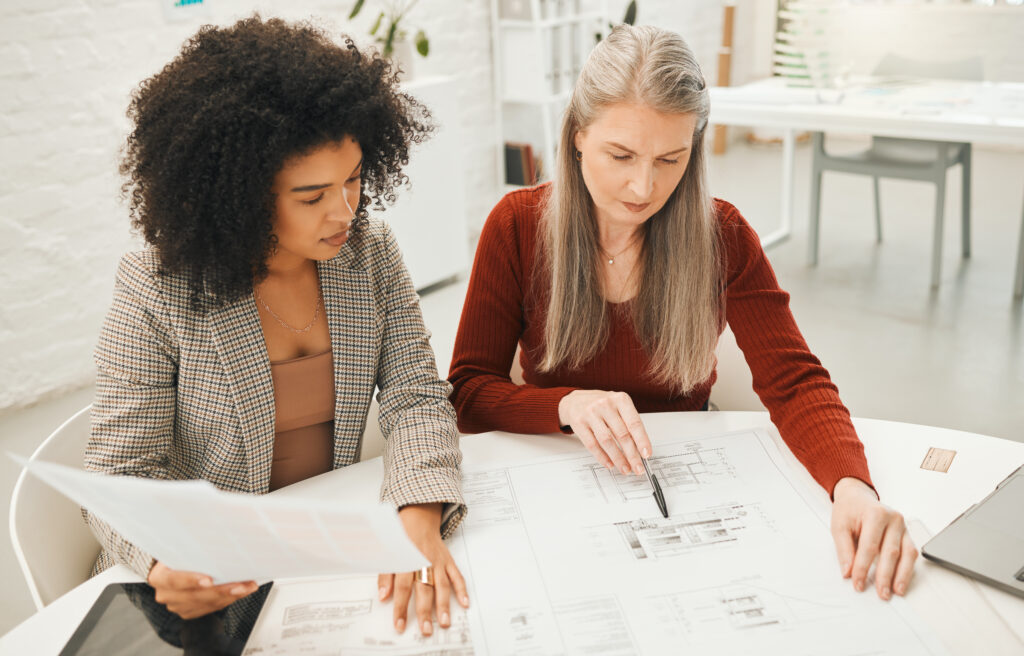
[2,137,1022,636]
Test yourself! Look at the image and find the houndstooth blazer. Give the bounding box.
[85,218,465,578]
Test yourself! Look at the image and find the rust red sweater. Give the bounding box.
[448,184,872,495]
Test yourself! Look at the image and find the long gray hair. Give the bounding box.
[536,25,721,393]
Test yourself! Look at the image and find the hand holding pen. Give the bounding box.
[557,390,654,476]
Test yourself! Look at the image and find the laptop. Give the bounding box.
[922,463,1024,599]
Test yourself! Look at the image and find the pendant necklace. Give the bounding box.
[599,236,637,265]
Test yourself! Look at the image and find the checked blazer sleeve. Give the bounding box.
[373,224,466,538]
[85,253,180,578]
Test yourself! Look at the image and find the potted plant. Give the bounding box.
[596,0,637,42]
[349,0,429,77]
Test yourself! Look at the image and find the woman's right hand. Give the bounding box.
[148,561,259,619]
[558,390,652,475]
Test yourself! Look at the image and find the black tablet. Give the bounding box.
[58,582,272,656]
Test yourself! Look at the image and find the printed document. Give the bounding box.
[243,574,472,655]
[16,457,427,582]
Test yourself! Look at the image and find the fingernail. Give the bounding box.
[642,447,650,458]
[621,466,630,475]
[634,464,643,475]
[422,620,432,635]
[882,586,891,599]
[441,612,450,625]
[200,578,213,588]
[230,585,246,595]
[396,618,405,633]
[896,582,906,595]
[855,580,864,592]
[379,587,387,601]
[840,562,850,576]
[461,596,470,607]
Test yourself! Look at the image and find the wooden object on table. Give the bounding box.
[713,3,735,155]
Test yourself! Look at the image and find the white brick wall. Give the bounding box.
[0,0,500,410]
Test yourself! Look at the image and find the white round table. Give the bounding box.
[3,412,1022,654]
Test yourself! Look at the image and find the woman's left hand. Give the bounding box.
[378,503,470,636]
[831,477,918,600]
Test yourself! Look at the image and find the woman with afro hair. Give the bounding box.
[85,15,467,636]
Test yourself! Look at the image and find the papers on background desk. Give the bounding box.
[712,77,1024,124]
[711,82,821,105]
[448,428,950,655]
[15,456,427,582]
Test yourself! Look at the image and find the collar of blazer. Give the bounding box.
[206,241,377,493]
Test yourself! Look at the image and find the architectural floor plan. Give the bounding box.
[242,428,947,655]
[449,428,947,655]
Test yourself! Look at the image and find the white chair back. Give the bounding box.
[359,393,386,461]
[9,405,102,610]
[710,325,765,412]
[514,335,763,412]
[510,346,526,386]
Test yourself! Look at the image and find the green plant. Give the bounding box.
[349,0,429,58]
[596,0,637,43]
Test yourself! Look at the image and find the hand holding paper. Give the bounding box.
[147,561,259,619]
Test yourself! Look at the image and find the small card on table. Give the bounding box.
[920,447,956,473]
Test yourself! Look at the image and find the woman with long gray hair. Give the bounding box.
[449,25,916,601]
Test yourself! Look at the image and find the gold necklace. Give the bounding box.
[598,235,638,265]
[254,288,322,334]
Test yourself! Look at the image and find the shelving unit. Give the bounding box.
[383,76,469,290]
[490,0,610,192]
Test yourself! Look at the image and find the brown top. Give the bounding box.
[268,349,335,491]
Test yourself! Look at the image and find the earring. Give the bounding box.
[575,150,583,161]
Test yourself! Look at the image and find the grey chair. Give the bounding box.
[808,54,984,288]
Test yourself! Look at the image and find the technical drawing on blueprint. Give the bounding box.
[243,574,474,656]
[581,442,735,504]
[613,503,772,560]
[449,428,947,656]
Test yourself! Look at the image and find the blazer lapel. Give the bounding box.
[207,293,276,493]
[318,251,378,468]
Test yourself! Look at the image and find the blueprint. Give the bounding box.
[448,428,948,655]
[238,428,948,654]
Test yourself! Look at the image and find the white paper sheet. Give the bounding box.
[15,456,428,582]
[243,575,473,655]
[448,428,949,655]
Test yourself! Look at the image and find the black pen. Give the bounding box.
[640,457,668,518]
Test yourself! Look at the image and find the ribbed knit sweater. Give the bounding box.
[448,184,872,496]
